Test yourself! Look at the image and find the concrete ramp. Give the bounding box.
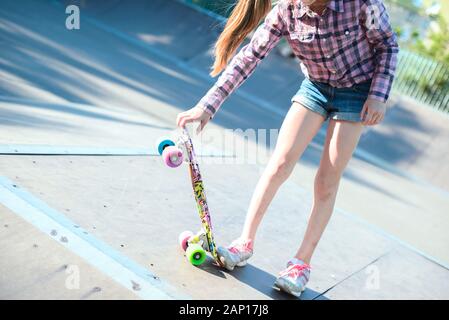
[1,150,449,299]
[1,0,449,299]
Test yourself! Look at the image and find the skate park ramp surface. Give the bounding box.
[1,153,449,300]
[1,0,449,299]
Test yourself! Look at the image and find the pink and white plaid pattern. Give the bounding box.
[197,0,399,117]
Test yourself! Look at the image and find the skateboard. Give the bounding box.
[157,128,223,267]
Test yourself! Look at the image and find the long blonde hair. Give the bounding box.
[210,0,274,77]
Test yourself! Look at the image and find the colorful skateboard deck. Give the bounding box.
[157,128,222,267]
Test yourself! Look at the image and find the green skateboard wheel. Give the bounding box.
[186,243,206,266]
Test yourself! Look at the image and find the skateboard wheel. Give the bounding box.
[178,230,194,251]
[156,138,175,156]
[186,244,206,266]
[162,146,183,168]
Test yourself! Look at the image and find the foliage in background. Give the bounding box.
[413,15,449,65]
[385,0,423,14]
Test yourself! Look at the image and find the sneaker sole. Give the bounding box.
[236,260,248,267]
[273,278,306,298]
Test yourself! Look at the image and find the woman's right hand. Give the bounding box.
[176,106,211,133]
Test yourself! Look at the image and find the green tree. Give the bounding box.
[414,15,449,65]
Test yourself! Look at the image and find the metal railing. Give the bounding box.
[393,49,449,112]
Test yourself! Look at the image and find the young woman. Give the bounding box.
[176,0,398,297]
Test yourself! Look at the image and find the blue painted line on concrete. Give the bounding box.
[0,145,154,156]
[0,144,235,158]
[0,176,190,299]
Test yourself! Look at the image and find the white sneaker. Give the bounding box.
[217,239,253,271]
[273,258,311,298]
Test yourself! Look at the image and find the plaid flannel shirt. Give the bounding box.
[198,0,399,117]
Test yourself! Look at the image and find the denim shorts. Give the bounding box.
[291,78,372,122]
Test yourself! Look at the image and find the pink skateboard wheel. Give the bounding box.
[162,146,183,168]
[179,230,194,251]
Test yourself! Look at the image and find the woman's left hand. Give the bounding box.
[361,99,386,126]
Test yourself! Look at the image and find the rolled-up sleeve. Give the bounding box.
[197,4,286,117]
[361,0,399,103]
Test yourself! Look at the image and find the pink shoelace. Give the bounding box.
[279,263,311,280]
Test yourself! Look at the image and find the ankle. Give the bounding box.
[293,255,311,266]
[236,237,254,250]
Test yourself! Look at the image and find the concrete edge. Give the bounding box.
[0,176,190,300]
[0,144,235,158]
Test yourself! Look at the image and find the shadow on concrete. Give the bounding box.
[357,101,438,167]
[194,257,227,279]
[0,99,172,130]
[1,0,433,167]
[0,0,442,215]
[196,258,326,300]
[224,264,326,300]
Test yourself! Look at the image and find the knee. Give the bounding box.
[266,157,295,183]
[314,170,340,201]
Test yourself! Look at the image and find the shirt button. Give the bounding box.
[323,38,327,42]
[345,30,350,35]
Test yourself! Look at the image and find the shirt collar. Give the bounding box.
[295,0,345,19]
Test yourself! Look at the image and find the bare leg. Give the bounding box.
[295,120,364,264]
[240,103,325,243]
